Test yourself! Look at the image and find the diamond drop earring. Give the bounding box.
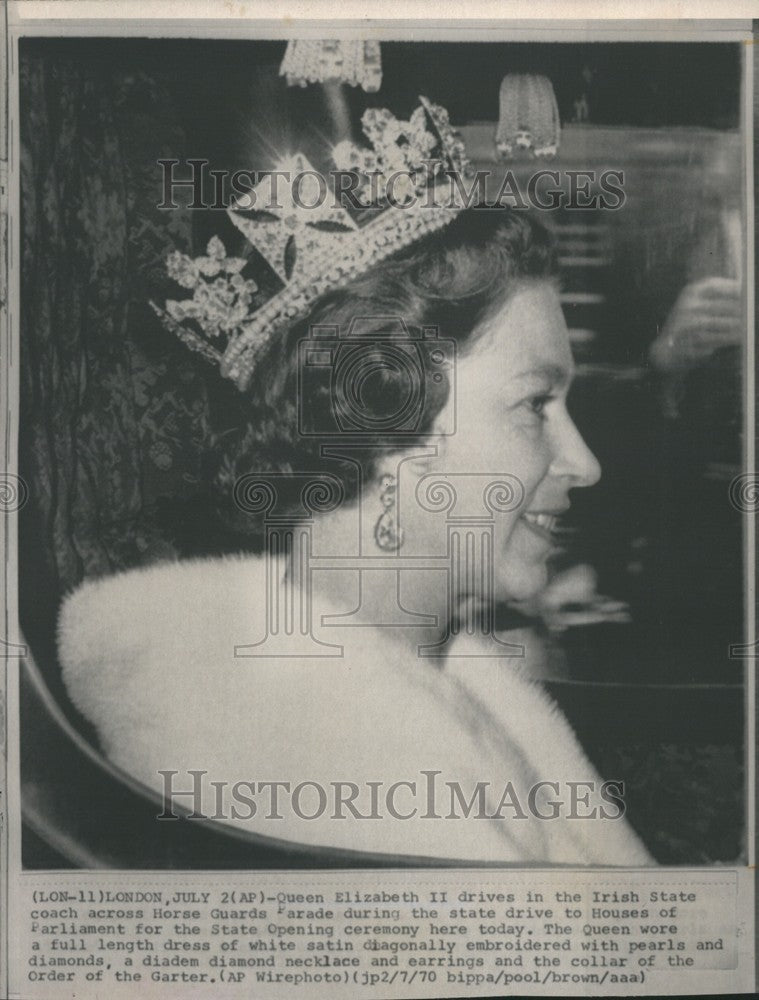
[374,474,404,551]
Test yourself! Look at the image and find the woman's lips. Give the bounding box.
[519,511,560,543]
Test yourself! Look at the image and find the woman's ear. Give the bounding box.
[368,446,436,489]
[398,442,446,480]
[402,456,430,478]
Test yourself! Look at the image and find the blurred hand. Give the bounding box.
[513,563,631,634]
[650,276,742,372]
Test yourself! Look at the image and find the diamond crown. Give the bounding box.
[150,96,470,390]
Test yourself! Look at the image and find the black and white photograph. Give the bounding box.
[2,5,755,999]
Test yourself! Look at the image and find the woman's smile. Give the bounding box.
[519,509,563,545]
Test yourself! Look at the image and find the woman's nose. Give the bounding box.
[549,414,602,488]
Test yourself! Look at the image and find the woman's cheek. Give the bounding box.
[503,434,550,491]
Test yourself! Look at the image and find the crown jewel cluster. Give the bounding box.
[332,101,467,204]
[151,97,470,390]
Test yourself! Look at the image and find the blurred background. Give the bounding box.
[18,37,747,867]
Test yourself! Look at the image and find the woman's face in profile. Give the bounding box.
[409,281,601,604]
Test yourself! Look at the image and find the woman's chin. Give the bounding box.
[496,563,549,604]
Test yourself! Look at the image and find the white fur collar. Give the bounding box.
[58,554,652,866]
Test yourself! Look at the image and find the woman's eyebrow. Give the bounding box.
[511,363,573,386]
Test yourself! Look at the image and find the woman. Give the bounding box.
[58,196,652,866]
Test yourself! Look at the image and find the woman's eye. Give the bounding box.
[526,393,553,418]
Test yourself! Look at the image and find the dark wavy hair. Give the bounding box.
[175,206,558,550]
